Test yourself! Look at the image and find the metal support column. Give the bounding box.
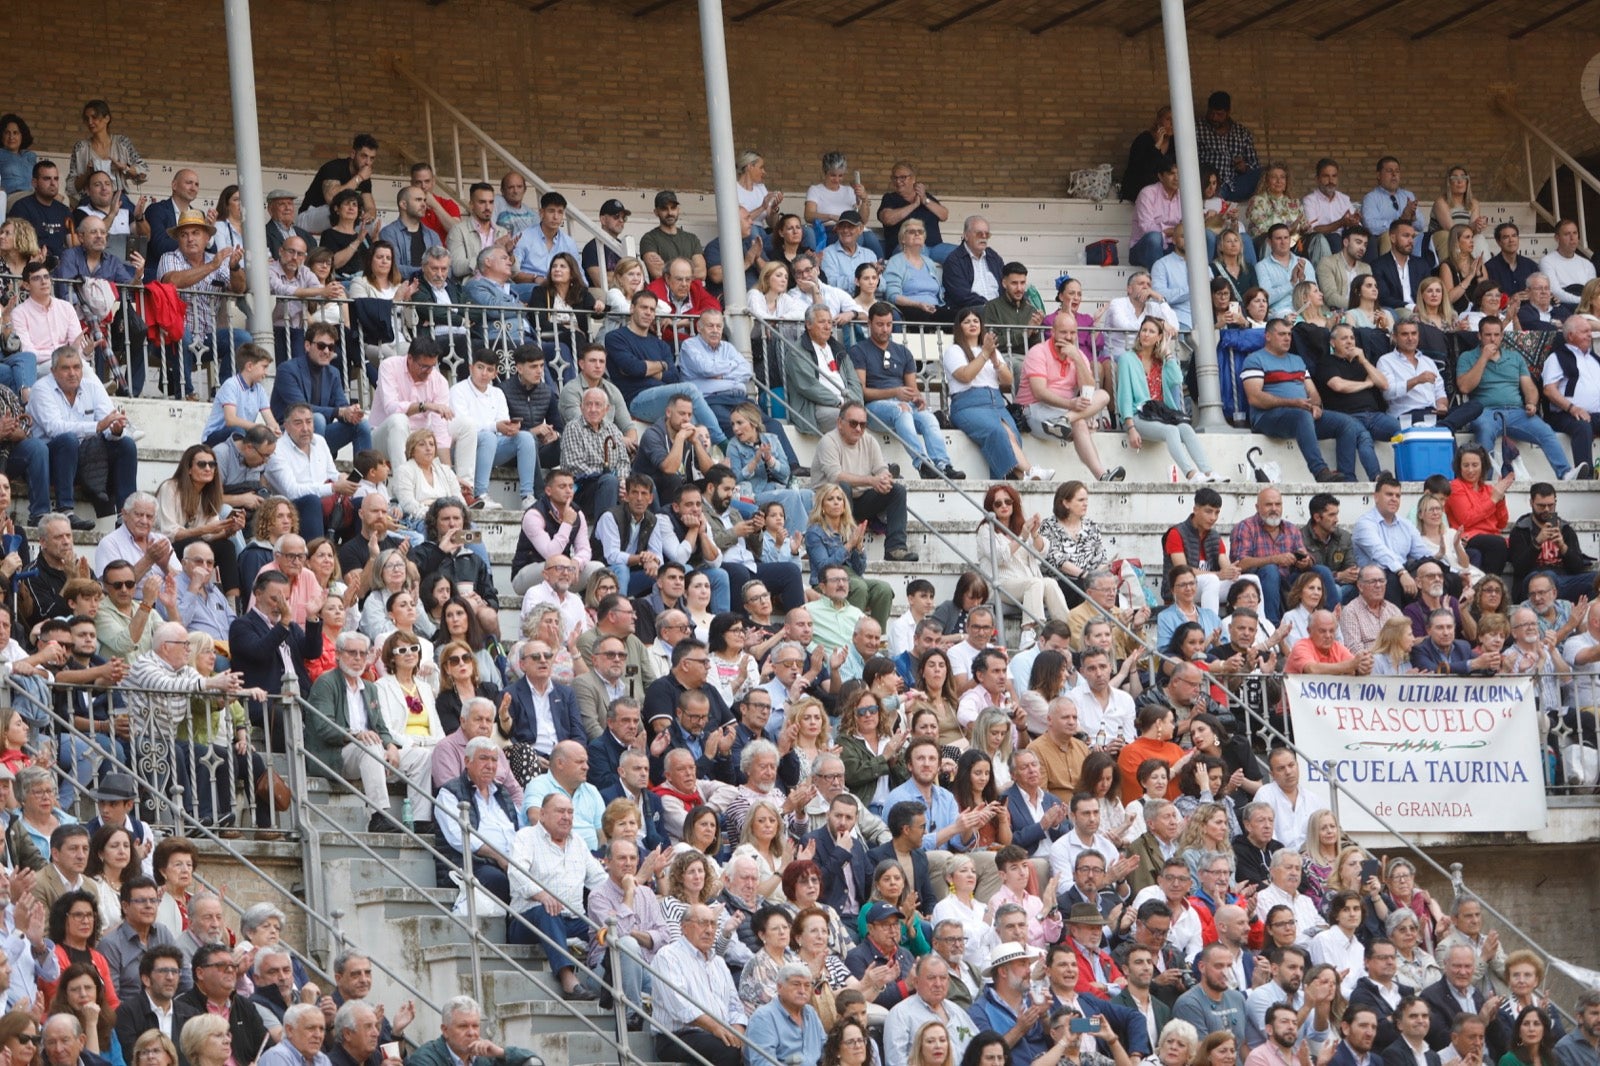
[698,0,752,353]
[1161,0,1223,428]
[223,0,274,344]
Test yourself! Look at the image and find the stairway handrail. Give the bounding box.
[1496,100,1600,255]
[0,674,445,1021]
[279,683,789,1066]
[388,58,624,259]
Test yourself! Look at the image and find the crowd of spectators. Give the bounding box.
[0,96,1598,1066]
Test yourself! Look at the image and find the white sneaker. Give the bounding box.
[1027,466,1055,481]
[124,425,146,442]
[472,497,505,511]
[1019,626,1039,651]
[520,494,540,511]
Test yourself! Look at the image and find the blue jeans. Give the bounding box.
[1,352,38,397]
[1250,405,1374,478]
[1220,166,1263,203]
[866,399,950,468]
[627,385,728,444]
[477,429,540,498]
[58,733,130,810]
[313,412,375,460]
[6,438,50,522]
[508,906,593,978]
[1256,563,1340,627]
[1475,407,1574,478]
[949,388,1023,478]
[926,243,959,264]
[1130,233,1169,269]
[46,432,138,511]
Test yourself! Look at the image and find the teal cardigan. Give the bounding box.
[1114,350,1188,424]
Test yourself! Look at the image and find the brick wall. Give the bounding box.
[7,1,1600,206]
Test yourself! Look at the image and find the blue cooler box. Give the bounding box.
[1393,426,1455,481]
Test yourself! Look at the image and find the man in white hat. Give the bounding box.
[882,954,978,1066]
[968,941,1051,1062]
[264,189,314,260]
[155,209,248,400]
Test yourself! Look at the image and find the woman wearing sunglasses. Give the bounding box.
[373,631,444,831]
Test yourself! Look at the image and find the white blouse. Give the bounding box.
[943,343,1002,395]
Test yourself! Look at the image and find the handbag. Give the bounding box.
[1136,399,1188,426]
[1086,240,1119,267]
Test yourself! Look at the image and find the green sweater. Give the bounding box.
[1113,350,1187,424]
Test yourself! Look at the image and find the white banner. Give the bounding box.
[1284,675,1547,833]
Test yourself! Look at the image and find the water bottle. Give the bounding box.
[400,798,414,831]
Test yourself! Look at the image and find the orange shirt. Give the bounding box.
[1286,638,1354,673]
[1446,478,1509,540]
[1117,736,1186,804]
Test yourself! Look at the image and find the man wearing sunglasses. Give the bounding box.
[270,323,371,459]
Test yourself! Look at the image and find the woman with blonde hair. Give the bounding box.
[1174,802,1232,860]
[178,1012,231,1066]
[906,1021,952,1066]
[1300,809,1342,908]
[1439,224,1487,311]
[0,218,41,280]
[660,850,730,943]
[1430,166,1486,246]
[1413,276,1457,337]
[732,799,800,904]
[605,256,648,313]
[749,260,798,322]
[1244,164,1307,253]
[805,483,893,627]
[1291,280,1333,329]
[130,1031,178,1066]
[1369,616,1418,676]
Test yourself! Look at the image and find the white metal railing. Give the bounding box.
[1499,100,1599,257]
[389,58,624,261]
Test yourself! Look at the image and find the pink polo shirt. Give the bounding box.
[369,355,453,450]
[1017,339,1082,407]
[11,297,84,369]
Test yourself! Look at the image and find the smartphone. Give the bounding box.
[462,530,483,544]
[380,1045,400,1061]
[1070,1018,1099,1034]
[1359,858,1381,882]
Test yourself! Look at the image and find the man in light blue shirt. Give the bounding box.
[883,738,966,851]
[1255,225,1313,314]
[512,191,581,284]
[1359,157,1419,262]
[1150,231,1193,328]
[822,211,879,292]
[744,965,826,1066]
[259,1003,334,1066]
[175,542,236,645]
[1352,473,1434,602]
[520,740,606,851]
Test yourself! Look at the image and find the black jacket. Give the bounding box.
[173,988,272,1066]
[1420,979,1510,1058]
[1508,512,1591,589]
[1346,976,1416,1052]
[114,992,167,1056]
[228,610,322,745]
[805,826,872,918]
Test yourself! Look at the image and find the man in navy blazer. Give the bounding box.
[228,571,322,750]
[1421,946,1511,1057]
[805,792,873,922]
[1330,1005,1384,1066]
[1409,610,1496,675]
[867,801,936,915]
[1004,750,1070,858]
[599,748,669,854]
[1372,220,1429,314]
[942,217,1007,310]
[1382,996,1444,1066]
[269,322,373,459]
[503,639,585,762]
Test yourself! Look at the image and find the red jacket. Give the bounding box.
[136,281,188,345]
[1446,477,1509,540]
[645,277,721,343]
[1067,934,1125,995]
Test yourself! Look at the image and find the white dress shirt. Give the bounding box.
[651,937,749,1032]
[508,822,607,913]
[264,434,339,499]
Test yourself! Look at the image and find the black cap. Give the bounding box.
[600,198,631,217]
[836,210,864,227]
[655,190,679,209]
[1207,91,1231,111]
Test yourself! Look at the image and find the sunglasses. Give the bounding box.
[105,580,136,591]
[310,340,337,352]
[193,459,216,469]
[445,654,473,665]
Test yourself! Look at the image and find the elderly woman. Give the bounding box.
[129,1032,177,1066]
[1501,950,1565,1043]
[181,633,271,831]
[738,907,798,1014]
[178,1013,231,1066]
[12,766,65,860]
[780,861,853,957]
[153,838,197,933]
[373,631,444,828]
[1386,908,1441,992]
[883,221,944,322]
[393,430,467,525]
[237,903,311,990]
